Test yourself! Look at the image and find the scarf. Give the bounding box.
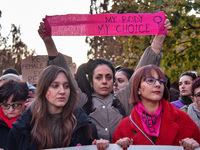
[179,94,193,105]
[187,103,200,130]
[0,107,19,128]
[135,101,162,137]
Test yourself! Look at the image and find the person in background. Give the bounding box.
[25,82,36,106]
[1,68,37,106]
[0,74,22,87]
[111,65,200,150]
[113,67,134,94]
[112,67,134,118]
[172,71,197,112]
[164,75,180,102]
[0,80,28,150]
[8,65,98,150]
[168,82,180,102]
[187,77,200,130]
[169,87,179,102]
[38,17,172,142]
[2,68,19,76]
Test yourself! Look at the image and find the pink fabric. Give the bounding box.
[42,11,167,36]
[135,101,162,137]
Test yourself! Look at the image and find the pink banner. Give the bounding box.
[43,11,167,36]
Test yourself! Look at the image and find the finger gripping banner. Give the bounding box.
[43,11,167,36]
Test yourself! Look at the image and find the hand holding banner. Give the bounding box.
[43,11,167,36]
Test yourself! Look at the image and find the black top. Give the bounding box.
[0,119,10,150]
[8,107,98,150]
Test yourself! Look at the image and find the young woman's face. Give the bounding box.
[193,87,200,110]
[179,75,193,96]
[138,70,165,104]
[113,71,129,94]
[1,95,26,119]
[92,64,113,99]
[46,72,70,114]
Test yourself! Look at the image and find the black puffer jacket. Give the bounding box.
[0,119,10,150]
[8,107,98,150]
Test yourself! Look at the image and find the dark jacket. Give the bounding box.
[0,119,10,150]
[8,107,98,150]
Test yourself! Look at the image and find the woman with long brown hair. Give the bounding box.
[8,65,97,150]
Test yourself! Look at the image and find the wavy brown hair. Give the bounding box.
[30,65,78,149]
[130,64,169,106]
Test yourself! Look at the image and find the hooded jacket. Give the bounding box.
[113,99,200,145]
[8,107,98,150]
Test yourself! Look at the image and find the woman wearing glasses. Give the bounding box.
[0,80,28,150]
[111,65,200,150]
[188,77,200,130]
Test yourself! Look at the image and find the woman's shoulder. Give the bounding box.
[171,99,180,103]
[12,107,32,131]
[171,99,185,109]
[0,118,8,127]
[163,99,198,127]
[115,116,130,130]
[74,107,91,126]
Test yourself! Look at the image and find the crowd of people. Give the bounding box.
[0,16,199,150]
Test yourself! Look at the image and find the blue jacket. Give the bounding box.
[8,107,98,150]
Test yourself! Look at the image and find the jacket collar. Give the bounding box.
[131,99,179,145]
[72,107,91,134]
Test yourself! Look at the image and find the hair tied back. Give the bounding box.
[85,59,94,74]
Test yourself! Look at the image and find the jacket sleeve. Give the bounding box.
[112,117,131,143]
[7,128,17,150]
[48,53,88,107]
[91,122,98,140]
[115,46,161,115]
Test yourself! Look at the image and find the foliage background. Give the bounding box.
[87,0,200,83]
[0,1,199,83]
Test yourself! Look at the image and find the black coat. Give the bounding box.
[0,119,10,150]
[8,107,98,150]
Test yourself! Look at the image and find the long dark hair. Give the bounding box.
[180,71,197,81]
[75,59,115,115]
[31,65,78,148]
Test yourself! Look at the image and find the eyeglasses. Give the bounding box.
[194,93,200,100]
[0,103,23,110]
[144,77,166,85]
